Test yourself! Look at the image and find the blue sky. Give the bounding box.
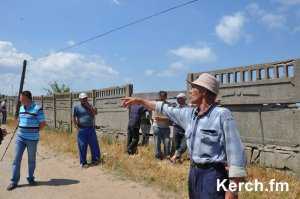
[0,0,300,95]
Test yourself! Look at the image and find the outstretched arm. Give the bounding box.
[121,97,156,111]
[122,97,192,130]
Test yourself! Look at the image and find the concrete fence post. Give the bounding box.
[92,90,96,106]
[125,84,133,97]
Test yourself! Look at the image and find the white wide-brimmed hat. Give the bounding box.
[187,73,219,95]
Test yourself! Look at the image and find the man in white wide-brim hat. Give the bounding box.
[121,73,246,199]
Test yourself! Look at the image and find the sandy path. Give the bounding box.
[0,129,174,199]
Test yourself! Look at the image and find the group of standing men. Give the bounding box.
[126,91,188,163]
[2,73,247,198]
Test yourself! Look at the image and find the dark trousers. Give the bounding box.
[2,111,7,124]
[77,127,101,165]
[140,124,151,145]
[174,129,187,157]
[127,126,140,155]
[188,164,228,199]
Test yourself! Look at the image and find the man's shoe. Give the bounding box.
[90,160,100,166]
[28,180,37,186]
[81,163,89,168]
[6,183,17,191]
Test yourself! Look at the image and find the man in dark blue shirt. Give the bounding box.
[127,104,147,155]
[73,93,101,168]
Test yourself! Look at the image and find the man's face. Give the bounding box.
[20,95,31,106]
[159,93,167,101]
[80,97,88,105]
[189,86,205,105]
[177,97,186,105]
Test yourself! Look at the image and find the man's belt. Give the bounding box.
[78,125,94,129]
[191,161,225,170]
[18,126,39,130]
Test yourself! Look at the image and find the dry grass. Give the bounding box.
[240,165,300,199]
[39,129,300,199]
[5,119,300,199]
[39,129,189,198]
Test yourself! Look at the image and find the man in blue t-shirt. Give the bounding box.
[73,93,101,168]
[7,91,46,191]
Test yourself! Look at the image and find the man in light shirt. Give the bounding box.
[152,91,171,160]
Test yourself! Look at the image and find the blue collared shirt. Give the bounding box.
[18,102,45,141]
[155,102,247,178]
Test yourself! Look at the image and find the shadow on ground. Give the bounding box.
[18,178,80,188]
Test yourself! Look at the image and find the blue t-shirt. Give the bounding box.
[17,102,45,141]
[73,103,95,128]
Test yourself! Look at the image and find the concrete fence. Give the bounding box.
[3,84,133,133]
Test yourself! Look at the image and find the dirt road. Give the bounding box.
[0,130,173,199]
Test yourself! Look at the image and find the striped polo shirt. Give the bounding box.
[17,102,45,141]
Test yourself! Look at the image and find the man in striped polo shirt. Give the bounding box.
[7,91,46,191]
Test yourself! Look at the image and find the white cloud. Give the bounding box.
[146,44,216,78]
[145,62,188,77]
[276,0,300,6]
[215,12,245,45]
[293,26,300,32]
[67,40,75,46]
[112,0,121,5]
[261,13,286,28]
[247,3,286,29]
[32,52,118,80]
[170,46,216,63]
[159,62,188,77]
[0,41,32,68]
[0,40,119,95]
[145,69,155,76]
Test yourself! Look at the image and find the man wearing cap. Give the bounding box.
[7,91,46,191]
[152,91,171,160]
[170,93,188,164]
[121,73,246,199]
[73,93,101,168]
